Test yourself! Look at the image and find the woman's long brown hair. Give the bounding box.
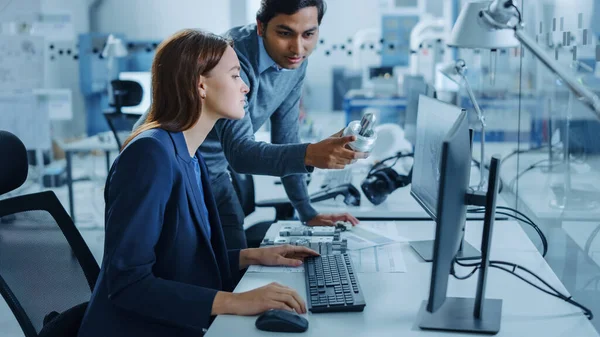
[122,29,232,150]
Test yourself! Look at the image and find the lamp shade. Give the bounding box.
[448,1,519,49]
[102,34,128,58]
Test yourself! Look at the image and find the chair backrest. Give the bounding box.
[228,168,256,217]
[110,80,143,112]
[103,112,143,150]
[0,130,28,195]
[0,131,100,337]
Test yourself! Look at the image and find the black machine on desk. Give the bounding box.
[360,152,413,205]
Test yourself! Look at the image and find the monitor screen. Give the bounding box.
[411,96,464,220]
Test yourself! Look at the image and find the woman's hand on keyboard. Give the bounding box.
[245,244,319,268]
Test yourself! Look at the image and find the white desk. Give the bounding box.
[253,164,509,221]
[206,220,598,337]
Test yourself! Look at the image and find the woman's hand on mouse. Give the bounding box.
[212,282,306,315]
[239,244,319,270]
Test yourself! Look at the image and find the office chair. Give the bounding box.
[103,79,144,150]
[228,168,296,248]
[0,130,100,337]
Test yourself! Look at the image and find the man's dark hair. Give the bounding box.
[256,0,327,25]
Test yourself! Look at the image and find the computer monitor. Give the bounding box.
[416,113,503,334]
[409,96,479,262]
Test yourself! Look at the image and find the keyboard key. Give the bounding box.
[329,301,345,307]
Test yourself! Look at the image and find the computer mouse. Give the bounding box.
[255,309,309,333]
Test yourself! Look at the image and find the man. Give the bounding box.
[137,0,364,250]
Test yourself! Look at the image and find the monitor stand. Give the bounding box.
[417,297,502,335]
[410,239,479,262]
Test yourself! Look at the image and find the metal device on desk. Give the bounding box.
[261,222,348,254]
[279,225,338,237]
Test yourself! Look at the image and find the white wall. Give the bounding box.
[303,0,384,112]
[42,0,89,139]
[96,0,231,39]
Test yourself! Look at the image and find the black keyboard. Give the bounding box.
[304,254,366,313]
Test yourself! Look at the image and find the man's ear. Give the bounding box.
[256,20,266,37]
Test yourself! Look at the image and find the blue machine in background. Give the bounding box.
[78,33,159,136]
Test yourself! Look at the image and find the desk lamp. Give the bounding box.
[451,0,600,118]
[444,1,521,190]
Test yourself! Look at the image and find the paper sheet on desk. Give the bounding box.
[360,222,407,242]
[343,223,407,250]
[246,265,305,273]
[348,243,406,273]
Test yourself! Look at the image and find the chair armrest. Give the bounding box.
[255,198,292,208]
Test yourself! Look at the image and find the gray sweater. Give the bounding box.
[135,24,317,221]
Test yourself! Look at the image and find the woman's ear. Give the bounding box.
[198,77,207,99]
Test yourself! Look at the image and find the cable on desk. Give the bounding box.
[450,260,479,280]
[467,206,548,258]
[490,262,593,320]
[452,258,593,320]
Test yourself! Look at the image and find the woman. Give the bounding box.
[77,29,318,337]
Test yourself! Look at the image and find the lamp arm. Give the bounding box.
[459,70,487,189]
[459,71,486,128]
[513,27,600,119]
